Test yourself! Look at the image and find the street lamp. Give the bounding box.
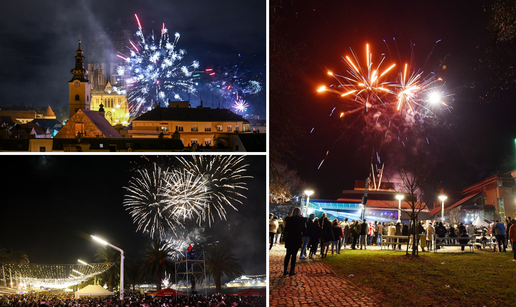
[91,235,124,300]
[439,195,447,223]
[396,194,404,223]
[304,190,314,217]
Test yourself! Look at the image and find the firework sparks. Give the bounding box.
[113,14,199,117]
[231,93,249,114]
[315,41,450,169]
[125,156,251,239]
[177,155,252,227]
[123,163,180,240]
[204,58,263,110]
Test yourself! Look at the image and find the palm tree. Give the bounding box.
[140,240,174,291]
[125,259,145,293]
[205,245,244,294]
[95,246,120,291]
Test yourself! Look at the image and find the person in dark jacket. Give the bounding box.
[283,207,307,276]
[360,219,368,250]
[351,220,360,250]
[300,213,314,259]
[435,222,446,249]
[320,217,334,257]
[308,218,321,259]
[331,219,343,256]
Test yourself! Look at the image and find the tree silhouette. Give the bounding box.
[205,245,244,294]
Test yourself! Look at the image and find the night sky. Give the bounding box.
[0,155,266,278]
[0,0,265,117]
[272,0,516,204]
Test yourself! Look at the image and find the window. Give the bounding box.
[216,125,223,132]
[175,126,182,132]
[191,139,198,145]
[235,125,239,132]
[39,147,46,152]
[205,126,211,132]
[75,94,80,101]
[75,123,84,137]
[191,126,198,132]
[227,125,232,132]
[205,138,212,146]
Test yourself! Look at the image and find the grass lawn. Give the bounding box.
[323,248,516,306]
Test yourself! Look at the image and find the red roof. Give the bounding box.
[429,193,479,216]
[228,288,266,297]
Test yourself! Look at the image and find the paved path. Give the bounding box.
[269,244,380,307]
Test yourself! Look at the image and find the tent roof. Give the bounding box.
[148,288,187,296]
[472,216,490,227]
[76,285,114,296]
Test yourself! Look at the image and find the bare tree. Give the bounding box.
[397,154,433,256]
[270,161,303,204]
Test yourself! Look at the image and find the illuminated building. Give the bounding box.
[431,172,516,223]
[225,275,266,288]
[87,30,132,126]
[306,180,430,222]
[129,101,253,149]
[68,40,91,120]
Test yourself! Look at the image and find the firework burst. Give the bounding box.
[123,163,178,240]
[177,155,252,227]
[231,93,249,114]
[114,14,199,117]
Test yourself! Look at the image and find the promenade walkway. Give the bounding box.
[269,244,380,307]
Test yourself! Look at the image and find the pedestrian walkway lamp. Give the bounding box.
[439,195,447,223]
[304,190,314,217]
[396,194,404,223]
[91,235,124,299]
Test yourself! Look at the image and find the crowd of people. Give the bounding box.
[271,209,516,275]
[0,292,265,307]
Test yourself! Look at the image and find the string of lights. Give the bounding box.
[1,262,115,289]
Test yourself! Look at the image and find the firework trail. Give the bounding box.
[231,93,249,114]
[177,155,252,227]
[114,14,199,117]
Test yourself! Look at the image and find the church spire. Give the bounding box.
[70,38,89,82]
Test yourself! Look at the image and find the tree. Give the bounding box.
[125,259,145,293]
[270,161,303,204]
[396,153,433,256]
[205,245,244,294]
[140,240,174,291]
[95,246,120,291]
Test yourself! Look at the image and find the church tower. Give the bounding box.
[68,39,91,120]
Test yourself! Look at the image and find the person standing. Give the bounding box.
[376,222,384,247]
[283,207,306,276]
[351,220,360,250]
[508,221,516,262]
[300,213,314,259]
[269,215,278,250]
[308,217,321,259]
[506,217,513,250]
[341,218,350,249]
[320,217,334,257]
[275,218,284,245]
[493,220,507,252]
[360,219,368,250]
[331,219,343,256]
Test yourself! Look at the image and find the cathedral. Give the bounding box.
[86,30,131,126]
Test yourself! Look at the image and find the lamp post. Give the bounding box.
[396,194,404,223]
[304,190,314,217]
[91,235,124,300]
[439,195,447,223]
